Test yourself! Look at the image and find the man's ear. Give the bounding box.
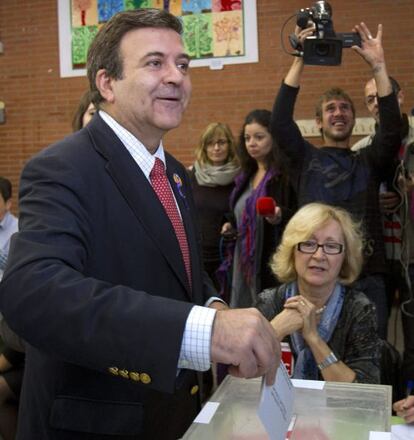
[315,117,324,139]
[397,90,405,108]
[5,199,11,212]
[316,117,322,131]
[95,69,115,103]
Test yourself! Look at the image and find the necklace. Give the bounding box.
[315,305,327,315]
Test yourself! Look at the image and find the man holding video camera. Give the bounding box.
[271,21,402,339]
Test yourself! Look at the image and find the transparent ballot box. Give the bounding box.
[182,375,392,439]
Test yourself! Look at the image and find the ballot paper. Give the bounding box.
[257,363,294,440]
[391,423,414,440]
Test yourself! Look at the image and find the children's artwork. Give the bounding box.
[58,0,258,77]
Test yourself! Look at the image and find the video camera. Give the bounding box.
[293,1,361,66]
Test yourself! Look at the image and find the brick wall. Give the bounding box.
[0,0,413,212]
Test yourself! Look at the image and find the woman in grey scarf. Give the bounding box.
[189,122,240,290]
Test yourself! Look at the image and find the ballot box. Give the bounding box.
[182,375,392,439]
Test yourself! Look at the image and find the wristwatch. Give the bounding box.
[317,352,338,371]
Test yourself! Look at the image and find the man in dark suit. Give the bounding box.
[0,9,280,440]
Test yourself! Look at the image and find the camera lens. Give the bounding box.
[315,42,330,56]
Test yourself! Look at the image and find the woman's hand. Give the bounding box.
[392,396,414,423]
[284,295,320,343]
[264,206,282,225]
[393,396,414,424]
[221,222,237,240]
[270,307,303,341]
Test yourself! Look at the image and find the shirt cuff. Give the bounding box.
[205,296,226,307]
[178,305,216,371]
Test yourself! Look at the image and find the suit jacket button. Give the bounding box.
[108,367,119,376]
[140,373,151,385]
[190,385,199,396]
[129,372,140,382]
[119,369,129,379]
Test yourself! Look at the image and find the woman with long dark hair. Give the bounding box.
[219,109,296,307]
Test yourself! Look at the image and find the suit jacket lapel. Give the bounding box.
[87,116,191,298]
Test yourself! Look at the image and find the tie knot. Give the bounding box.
[151,157,165,178]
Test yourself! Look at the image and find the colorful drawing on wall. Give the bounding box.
[212,0,241,12]
[182,0,211,14]
[182,13,213,58]
[97,0,124,22]
[59,0,257,77]
[212,10,243,56]
[71,0,98,27]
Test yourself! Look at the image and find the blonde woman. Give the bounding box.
[256,203,381,383]
[189,123,240,289]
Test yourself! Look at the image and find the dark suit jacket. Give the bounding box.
[0,114,215,439]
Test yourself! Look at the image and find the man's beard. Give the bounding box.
[324,125,354,143]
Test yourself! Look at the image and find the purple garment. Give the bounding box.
[216,169,278,298]
[233,170,278,283]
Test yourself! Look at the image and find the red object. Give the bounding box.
[256,197,276,216]
[281,342,294,377]
[150,158,192,289]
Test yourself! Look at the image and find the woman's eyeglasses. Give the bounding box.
[297,241,344,255]
[206,139,228,148]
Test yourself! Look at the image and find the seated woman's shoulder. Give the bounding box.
[345,286,377,311]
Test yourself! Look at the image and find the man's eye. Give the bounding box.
[148,60,161,67]
[177,62,189,73]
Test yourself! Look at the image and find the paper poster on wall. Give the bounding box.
[58,0,258,78]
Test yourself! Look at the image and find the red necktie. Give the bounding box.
[150,158,192,289]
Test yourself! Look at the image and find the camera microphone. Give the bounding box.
[256,197,277,216]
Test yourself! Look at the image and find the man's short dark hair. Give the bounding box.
[0,177,12,202]
[86,8,183,107]
[315,87,356,120]
[389,76,401,95]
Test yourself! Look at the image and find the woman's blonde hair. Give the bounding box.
[271,203,364,285]
[194,122,237,166]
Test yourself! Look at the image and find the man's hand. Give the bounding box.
[379,191,400,214]
[352,23,391,97]
[211,308,280,386]
[208,301,228,311]
[393,396,414,424]
[284,24,315,88]
[398,173,414,194]
[352,23,384,69]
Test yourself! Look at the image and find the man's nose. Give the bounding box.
[164,62,184,84]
